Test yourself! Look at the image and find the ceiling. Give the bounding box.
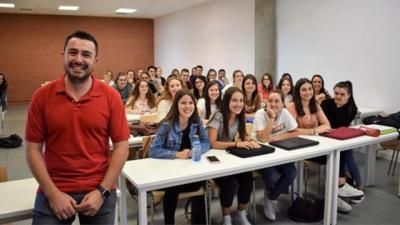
[0,0,215,19]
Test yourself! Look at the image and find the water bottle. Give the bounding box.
[192,135,201,162]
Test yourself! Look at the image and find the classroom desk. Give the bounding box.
[327,124,398,225]
[126,113,158,123]
[0,178,37,224]
[119,135,340,225]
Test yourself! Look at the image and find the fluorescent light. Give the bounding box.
[0,3,15,8]
[58,5,79,11]
[115,8,137,14]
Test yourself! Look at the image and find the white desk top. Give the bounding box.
[126,113,158,123]
[122,125,398,192]
[0,178,37,221]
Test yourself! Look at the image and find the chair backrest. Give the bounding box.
[141,135,155,159]
[0,165,8,182]
[140,114,158,124]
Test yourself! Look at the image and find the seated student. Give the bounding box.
[126,69,136,88]
[157,77,183,122]
[180,68,193,90]
[113,72,133,104]
[218,69,229,88]
[197,80,222,121]
[102,70,115,86]
[280,73,293,83]
[258,73,274,105]
[193,76,207,100]
[150,89,210,225]
[140,72,158,94]
[311,74,331,104]
[207,87,260,225]
[222,70,244,94]
[321,81,364,194]
[287,78,363,213]
[125,80,157,114]
[277,77,294,107]
[156,67,166,86]
[242,74,262,119]
[252,89,298,221]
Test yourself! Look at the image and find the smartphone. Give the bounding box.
[206,156,220,163]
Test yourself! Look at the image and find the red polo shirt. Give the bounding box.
[25,75,130,193]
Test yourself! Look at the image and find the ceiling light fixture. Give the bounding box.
[0,3,15,8]
[58,5,79,11]
[115,8,137,14]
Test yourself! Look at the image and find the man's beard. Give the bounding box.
[65,62,92,84]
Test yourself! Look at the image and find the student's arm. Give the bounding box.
[26,141,77,220]
[207,127,236,149]
[269,130,298,142]
[149,124,178,159]
[198,121,211,154]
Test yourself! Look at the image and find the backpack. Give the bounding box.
[0,134,23,148]
[288,196,324,223]
[363,111,400,138]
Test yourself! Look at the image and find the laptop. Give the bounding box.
[269,137,319,150]
[226,144,275,158]
[319,127,365,140]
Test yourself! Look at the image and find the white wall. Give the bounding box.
[277,0,400,113]
[155,0,255,81]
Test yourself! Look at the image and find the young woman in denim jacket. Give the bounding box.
[149,89,210,225]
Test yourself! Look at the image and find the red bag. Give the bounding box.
[359,126,380,137]
[320,127,365,140]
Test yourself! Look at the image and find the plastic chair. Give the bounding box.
[380,139,400,176]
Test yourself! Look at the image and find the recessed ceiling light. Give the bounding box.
[115,8,137,14]
[0,3,15,8]
[58,5,79,11]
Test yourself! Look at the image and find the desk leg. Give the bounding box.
[295,161,304,196]
[323,151,336,225]
[138,190,148,225]
[365,144,377,186]
[119,175,128,225]
[330,150,340,225]
[398,171,400,197]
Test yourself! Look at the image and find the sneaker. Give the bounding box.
[349,195,365,204]
[235,210,252,225]
[263,195,277,221]
[338,183,364,198]
[337,197,352,213]
[222,215,232,225]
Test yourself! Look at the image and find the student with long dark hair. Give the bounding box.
[321,81,363,192]
[277,77,294,107]
[0,72,7,118]
[125,80,157,114]
[207,87,259,225]
[242,74,262,118]
[150,89,210,225]
[197,80,222,120]
[157,77,184,122]
[193,76,207,100]
[311,74,331,104]
[258,73,274,104]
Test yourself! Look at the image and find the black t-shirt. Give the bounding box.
[321,99,357,128]
[179,125,191,151]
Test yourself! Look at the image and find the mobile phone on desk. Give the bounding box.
[206,156,220,163]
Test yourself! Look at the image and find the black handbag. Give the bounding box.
[287,196,324,223]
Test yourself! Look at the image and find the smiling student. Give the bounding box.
[150,89,210,224]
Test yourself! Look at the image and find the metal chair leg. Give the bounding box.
[392,151,400,176]
[252,179,257,225]
[388,150,396,175]
[204,182,209,225]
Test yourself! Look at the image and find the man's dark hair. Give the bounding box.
[196,65,203,70]
[218,69,226,73]
[64,30,98,56]
[147,65,157,71]
[181,68,190,74]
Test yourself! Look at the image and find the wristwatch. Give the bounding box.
[96,185,110,199]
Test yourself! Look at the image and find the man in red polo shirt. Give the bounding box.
[25,30,130,225]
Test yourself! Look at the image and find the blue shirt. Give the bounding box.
[149,119,210,159]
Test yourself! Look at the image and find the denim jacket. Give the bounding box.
[149,119,210,159]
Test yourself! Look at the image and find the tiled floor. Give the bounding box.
[1,104,399,225]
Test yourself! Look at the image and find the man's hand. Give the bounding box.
[47,191,77,220]
[74,190,104,216]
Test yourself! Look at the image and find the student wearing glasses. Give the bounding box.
[258,73,274,105]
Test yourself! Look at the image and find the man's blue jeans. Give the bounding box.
[32,190,116,225]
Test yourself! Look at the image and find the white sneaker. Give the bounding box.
[235,210,252,225]
[337,197,352,213]
[338,183,364,198]
[263,195,277,221]
[349,195,365,204]
[222,215,232,225]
